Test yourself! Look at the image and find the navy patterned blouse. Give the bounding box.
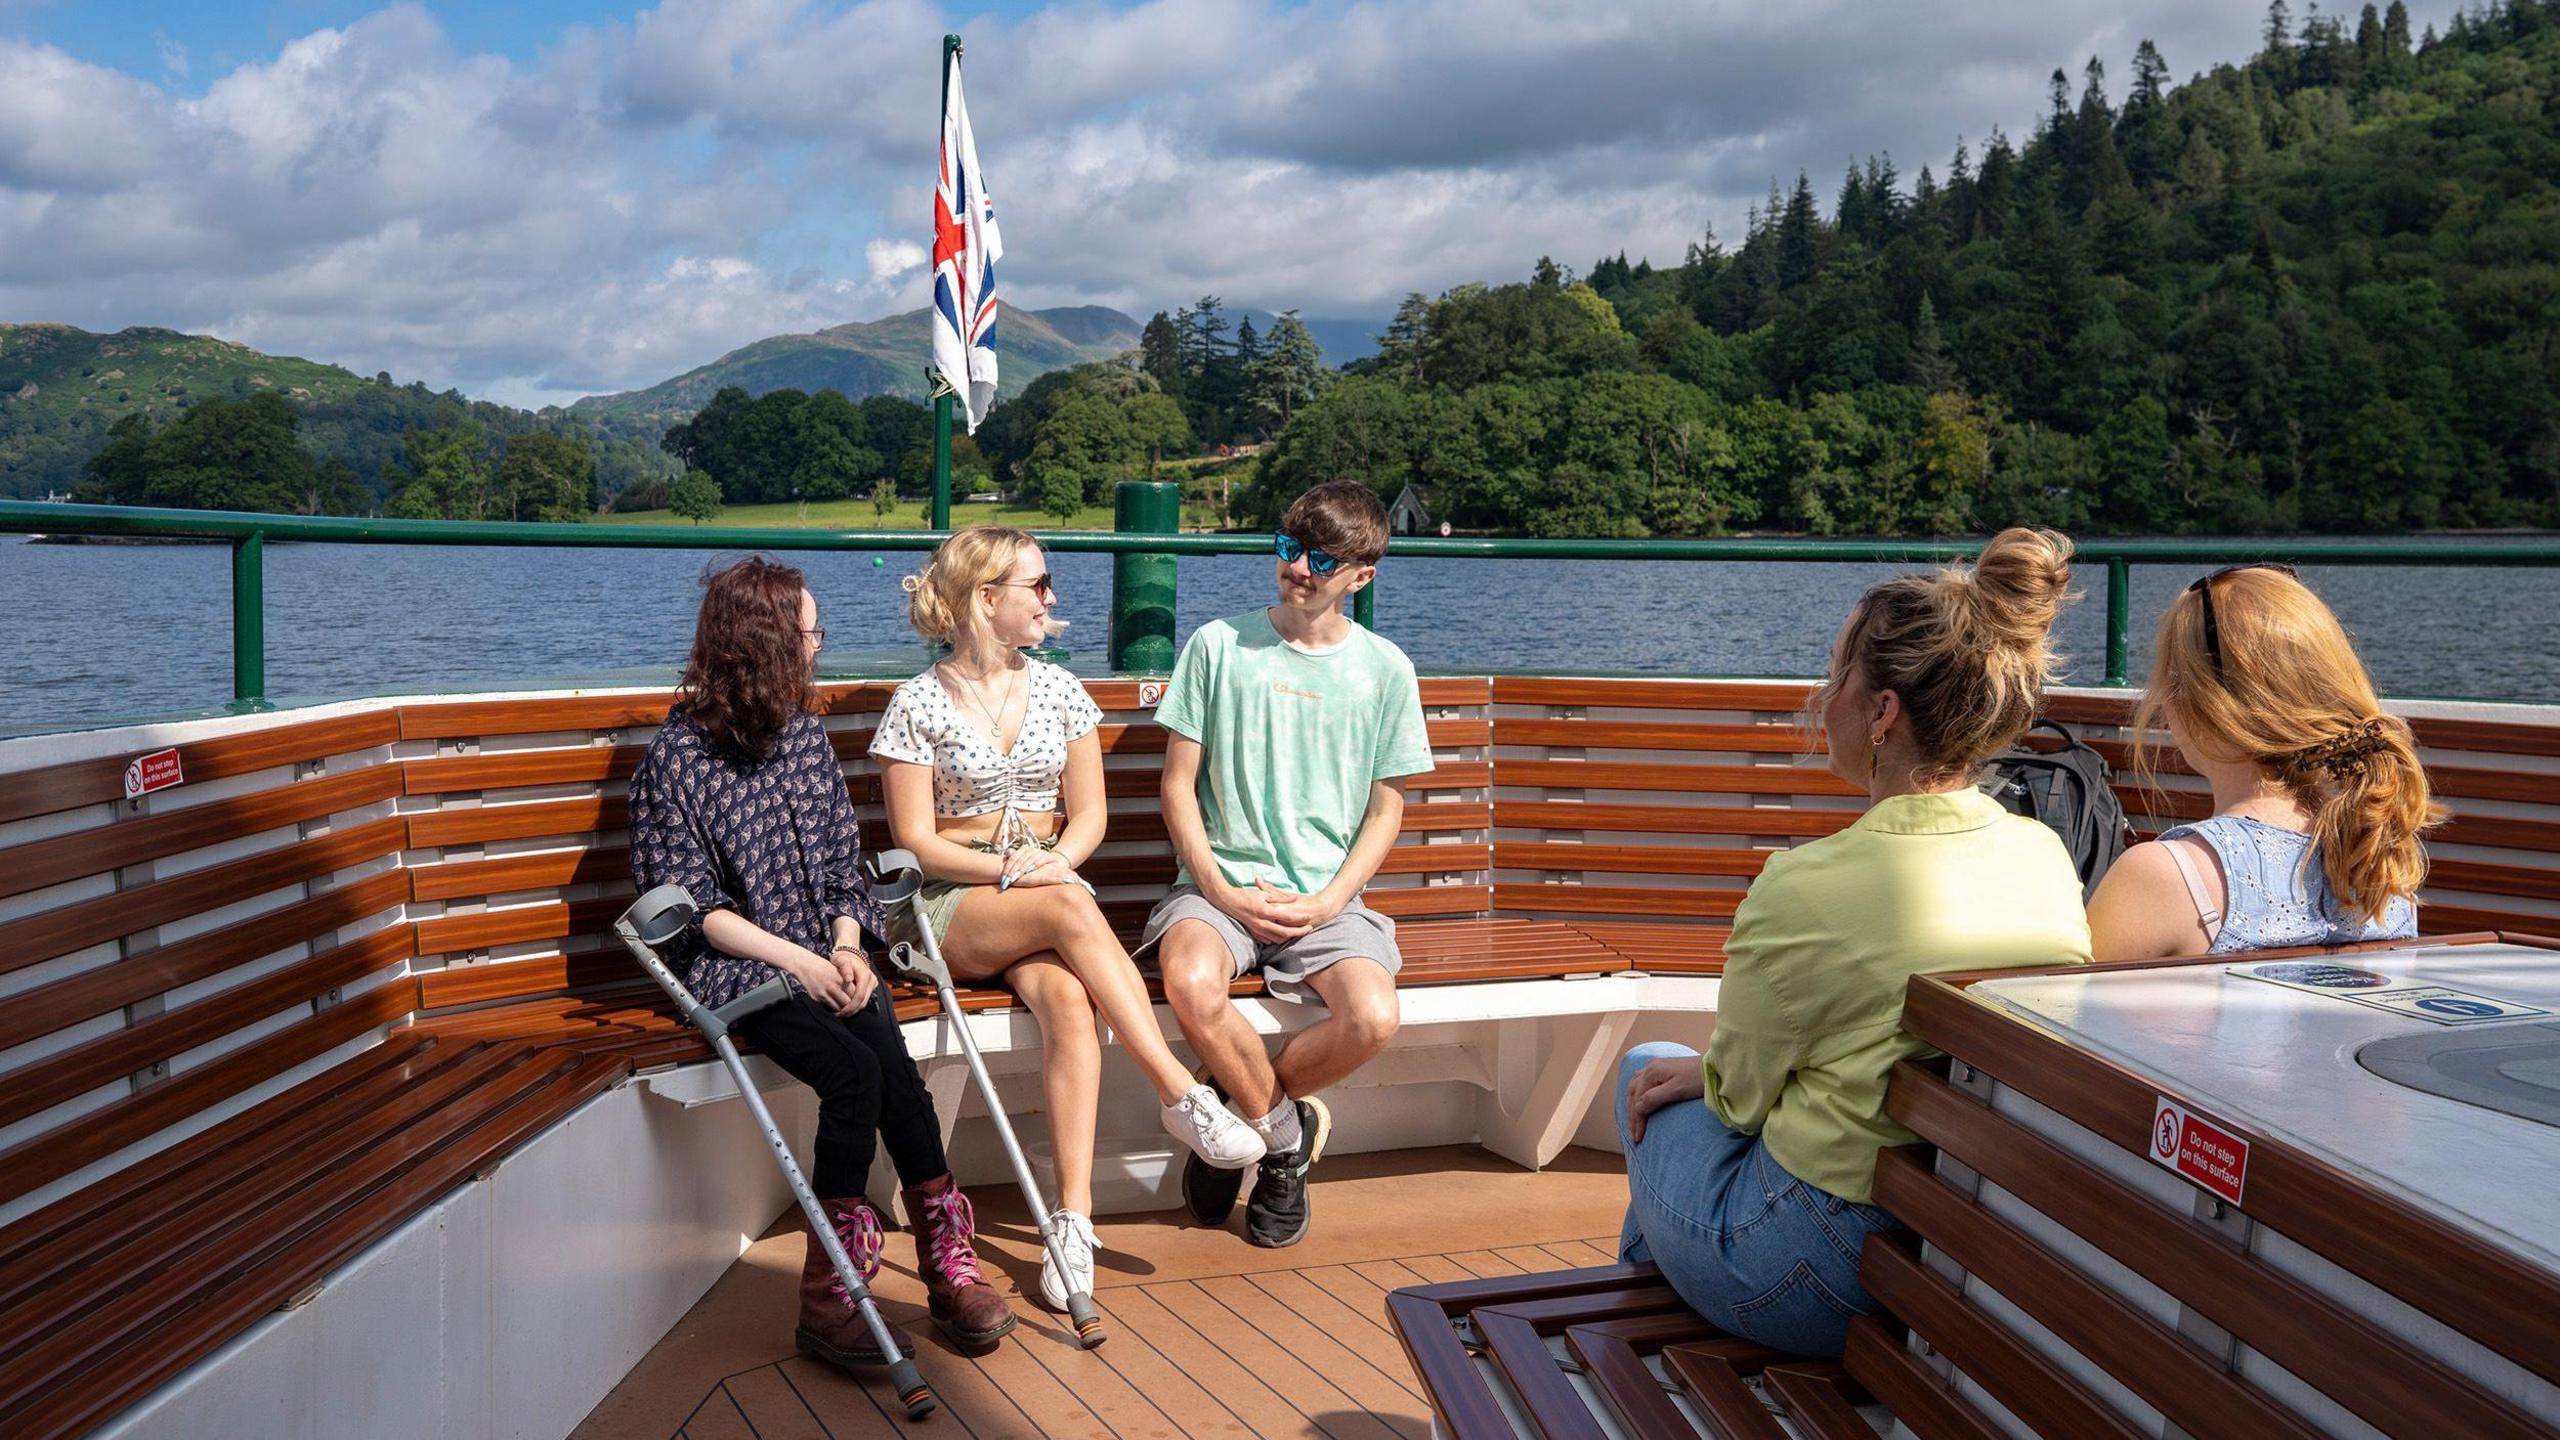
[627,706,891,1010]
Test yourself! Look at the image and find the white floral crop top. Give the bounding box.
[869,659,1103,844]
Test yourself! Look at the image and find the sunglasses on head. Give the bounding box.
[1274,532,1347,577]
[2186,562,2297,674]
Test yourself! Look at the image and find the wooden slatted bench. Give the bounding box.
[387,677,1684,1182]
[0,714,630,1440]
[1388,1261,1892,1439]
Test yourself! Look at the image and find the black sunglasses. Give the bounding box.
[989,574,1055,599]
[1274,532,1345,576]
[2186,563,2297,674]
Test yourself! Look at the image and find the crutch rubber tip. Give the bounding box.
[1069,1292,1106,1348]
[890,1359,935,1419]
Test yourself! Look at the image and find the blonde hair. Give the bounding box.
[1817,527,2077,784]
[901,525,1064,648]
[2132,567,2443,924]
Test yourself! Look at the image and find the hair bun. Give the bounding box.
[1965,527,2075,650]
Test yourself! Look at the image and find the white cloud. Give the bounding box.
[865,237,926,281]
[0,0,2476,408]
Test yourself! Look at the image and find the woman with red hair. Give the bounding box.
[628,556,1014,1365]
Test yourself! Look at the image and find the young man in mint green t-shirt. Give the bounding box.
[1143,481,1434,1248]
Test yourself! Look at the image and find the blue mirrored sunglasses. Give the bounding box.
[1273,531,1344,576]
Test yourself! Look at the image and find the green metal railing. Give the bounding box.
[5,491,2557,712]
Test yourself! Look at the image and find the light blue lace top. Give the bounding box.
[2157,814,2416,954]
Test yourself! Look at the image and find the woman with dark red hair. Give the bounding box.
[627,556,1014,1364]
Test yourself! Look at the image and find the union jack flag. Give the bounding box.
[932,47,1002,432]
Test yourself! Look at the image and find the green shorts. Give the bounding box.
[884,836,1066,948]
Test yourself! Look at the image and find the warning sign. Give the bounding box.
[2344,986,2551,1027]
[2149,1097,2250,1205]
[1137,681,1166,708]
[123,748,183,800]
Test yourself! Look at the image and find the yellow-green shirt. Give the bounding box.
[1701,788,2092,1204]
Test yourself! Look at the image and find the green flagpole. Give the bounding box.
[932,388,953,531]
[931,33,961,532]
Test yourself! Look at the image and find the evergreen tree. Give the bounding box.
[1251,311,1331,432]
[1865,154,1903,243]
[1776,172,1821,287]
[1836,161,1868,247]
[2124,40,2175,187]
[1139,311,1184,396]
[1974,130,2017,237]
[1947,137,1977,242]
[1379,293,1432,385]
[1908,293,1960,392]
[2076,56,2130,201]
[2263,0,2297,87]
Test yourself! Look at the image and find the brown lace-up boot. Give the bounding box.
[903,1173,1016,1351]
[793,1196,910,1369]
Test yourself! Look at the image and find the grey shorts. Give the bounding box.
[1137,886,1402,1004]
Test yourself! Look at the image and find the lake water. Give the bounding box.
[3,537,2555,734]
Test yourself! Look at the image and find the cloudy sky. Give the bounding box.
[0,0,2466,408]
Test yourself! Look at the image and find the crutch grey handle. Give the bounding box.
[709,977,795,1030]
[618,884,700,951]
[886,940,952,989]
[863,848,925,906]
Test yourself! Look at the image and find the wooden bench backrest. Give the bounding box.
[397,678,1499,1018]
[1489,677,1853,924]
[0,713,416,1220]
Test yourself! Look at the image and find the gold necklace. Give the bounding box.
[946,659,1019,747]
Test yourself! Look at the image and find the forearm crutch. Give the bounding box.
[613,886,935,1418]
[864,849,1107,1348]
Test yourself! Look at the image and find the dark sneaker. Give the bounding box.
[1245,1098,1331,1249]
[1182,1146,1249,1225]
[1180,1066,1248,1225]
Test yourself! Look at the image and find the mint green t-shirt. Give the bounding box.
[1156,608,1435,895]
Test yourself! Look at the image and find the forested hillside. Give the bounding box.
[0,324,675,505]
[1246,1,2560,535]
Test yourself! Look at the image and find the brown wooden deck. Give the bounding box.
[571,1145,1631,1440]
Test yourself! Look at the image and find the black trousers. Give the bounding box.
[736,987,948,1200]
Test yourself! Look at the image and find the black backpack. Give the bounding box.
[1982,719,2133,899]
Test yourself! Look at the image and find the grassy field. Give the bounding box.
[595,496,1126,530]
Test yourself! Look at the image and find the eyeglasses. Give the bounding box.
[2186,562,2297,674]
[988,574,1055,599]
[800,627,826,647]
[1274,532,1346,576]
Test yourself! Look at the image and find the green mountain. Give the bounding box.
[0,325,381,496]
[0,323,695,502]
[567,304,1142,424]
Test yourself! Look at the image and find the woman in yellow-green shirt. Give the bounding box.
[1616,528,2094,1356]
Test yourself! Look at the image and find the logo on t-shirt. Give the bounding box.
[1271,682,1323,703]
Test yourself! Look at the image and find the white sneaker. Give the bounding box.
[1162,1084,1267,1170]
[1038,1207,1097,1312]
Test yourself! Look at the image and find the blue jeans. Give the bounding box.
[1614,1041,1899,1356]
